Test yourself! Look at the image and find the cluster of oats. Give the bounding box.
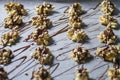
[32,67,51,80]
[108,67,120,80]
[31,15,51,29]
[99,15,118,28]
[100,0,115,15]
[68,3,82,17]
[4,11,23,29]
[31,46,52,64]
[0,49,14,65]
[96,45,120,62]
[67,29,87,42]
[68,15,83,29]
[67,3,85,43]
[3,2,27,29]
[98,28,117,44]
[0,66,8,80]
[0,30,19,46]
[75,67,89,80]
[70,46,91,63]
[35,2,54,16]
[4,2,27,16]
[30,28,50,45]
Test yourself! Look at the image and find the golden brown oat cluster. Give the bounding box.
[96,45,120,62]
[4,2,27,16]
[75,67,89,80]
[0,66,8,80]
[0,30,19,46]
[99,15,118,28]
[31,46,52,64]
[4,11,23,29]
[68,3,82,17]
[31,15,51,29]
[35,2,54,16]
[30,28,50,45]
[98,28,117,44]
[67,3,86,45]
[67,29,87,42]
[68,15,83,29]
[108,67,120,80]
[100,0,115,15]
[32,67,51,80]
[70,46,91,63]
[0,49,14,65]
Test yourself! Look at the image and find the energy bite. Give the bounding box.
[31,15,51,29]
[67,29,87,42]
[31,46,53,64]
[68,15,83,29]
[68,3,82,17]
[30,28,50,45]
[4,11,23,29]
[0,66,8,80]
[97,28,117,44]
[32,67,51,80]
[70,46,91,63]
[4,2,27,16]
[100,0,115,15]
[108,67,120,80]
[75,67,89,80]
[0,30,19,46]
[99,15,118,28]
[35,2,54,16]
[0,49,14,65]
[96,45,120,62]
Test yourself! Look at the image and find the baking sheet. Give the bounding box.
[0,0,120,80]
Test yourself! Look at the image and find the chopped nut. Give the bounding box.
[70,46,91,63]
[99,15,118,28]
[32,67,51,80]
[4,11,23,29]
[0,49,14,65]
[67,29,87,42]
[108,67,120,80]
[0,66,8,80]
[68,3,82,17]
[98,28,117,44]
[100,0,115,15]
[35,2,54,16]
[75,67,89,80]
[0,30,19,46]
[68,15,83,29]
[4,2,27,16]
[96,45,120,62]
[31,46,53,64]
[30,28,50,45]
[31,15,51,29]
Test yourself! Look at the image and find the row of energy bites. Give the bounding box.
[0,0,120,80]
